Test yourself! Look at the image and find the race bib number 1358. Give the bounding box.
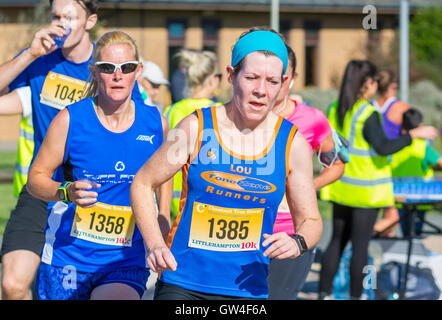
[71,202,135,247]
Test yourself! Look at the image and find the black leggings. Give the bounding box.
[154,280,254,300]
[319,203,379,298]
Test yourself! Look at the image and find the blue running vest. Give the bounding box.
[41,97,163,272]
[161,106,298,298]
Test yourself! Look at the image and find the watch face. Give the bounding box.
[58,188,66,201]
[299,237,308,250]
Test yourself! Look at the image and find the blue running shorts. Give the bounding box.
[36,263,150,300]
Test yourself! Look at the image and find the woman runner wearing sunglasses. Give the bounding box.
[27,31,172,300]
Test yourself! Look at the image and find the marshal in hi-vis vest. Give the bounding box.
[13,114,34,197]
[391,139,433,180]
[320,99,394,208]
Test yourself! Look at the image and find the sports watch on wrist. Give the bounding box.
[57,181,72,203]
[291,234,308,256]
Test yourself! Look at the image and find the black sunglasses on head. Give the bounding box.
[95,61,139,74]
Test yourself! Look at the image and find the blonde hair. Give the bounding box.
[175,49,218,98]
[82,31,140,98]
[377,69,397,96]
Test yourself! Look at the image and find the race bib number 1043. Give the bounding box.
[40,71,87,110]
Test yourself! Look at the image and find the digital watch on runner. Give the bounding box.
[291,234,308,257]
[57,181,72,203]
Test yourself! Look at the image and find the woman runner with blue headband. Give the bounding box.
[131,27,323,300]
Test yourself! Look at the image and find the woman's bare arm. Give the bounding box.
[131,113,199,272]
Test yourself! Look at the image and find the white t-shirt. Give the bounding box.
[15,86,32,118]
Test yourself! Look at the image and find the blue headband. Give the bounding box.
[231,30,288,74]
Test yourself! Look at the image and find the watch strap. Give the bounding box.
[58,181,72,203]
[291,234,308,256]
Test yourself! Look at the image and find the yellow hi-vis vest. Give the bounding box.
[13,114,34,197]
[165,98,219,218]
[320,99,394,208]
[391,139,433,180]
[391,139,434,210]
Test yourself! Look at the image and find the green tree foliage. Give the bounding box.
[410,7,442,62]
[410,6,442,88]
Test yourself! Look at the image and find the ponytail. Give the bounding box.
[336,60,377,127]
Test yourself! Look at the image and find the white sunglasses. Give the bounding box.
[95,61,139,74]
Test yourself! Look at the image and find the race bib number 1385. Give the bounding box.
[188,202,264,252]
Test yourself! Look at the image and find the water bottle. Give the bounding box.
[53,22,72,48]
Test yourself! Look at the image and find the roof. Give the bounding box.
[97,0,440,6]
[0,0,439,12]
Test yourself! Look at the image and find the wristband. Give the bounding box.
[57,181,72,203]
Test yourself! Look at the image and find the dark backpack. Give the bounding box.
[376,261,441,300]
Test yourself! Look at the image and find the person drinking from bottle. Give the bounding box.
[0,0,146,300]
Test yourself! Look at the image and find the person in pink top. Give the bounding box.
[268,45,346,299]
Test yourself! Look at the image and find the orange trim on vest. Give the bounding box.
[189,108,204,163]
[285,124,298,176]
[166,162,190,249]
